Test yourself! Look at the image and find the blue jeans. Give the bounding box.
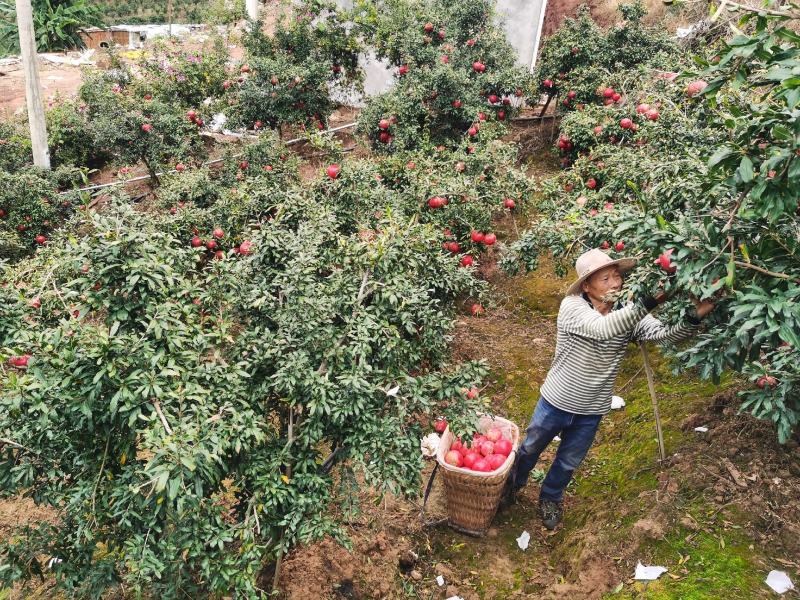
[512,397,602,503]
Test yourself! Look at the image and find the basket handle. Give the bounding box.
[419,462,448,527]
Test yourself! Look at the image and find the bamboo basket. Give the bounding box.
[435,414,520,536]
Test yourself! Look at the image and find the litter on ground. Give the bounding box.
[516,530,530,551]
[765,570,795,594]
[634,562,667,580]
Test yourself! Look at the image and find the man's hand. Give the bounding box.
[691,296,715,318]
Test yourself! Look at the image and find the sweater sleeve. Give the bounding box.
[631,314,700,345]
[557,295,649,341]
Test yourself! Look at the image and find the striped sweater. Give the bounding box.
[539,294,700,415]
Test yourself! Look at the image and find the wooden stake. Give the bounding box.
[639,341,666,462]
[538,93,553,119]
[15,0,50,169]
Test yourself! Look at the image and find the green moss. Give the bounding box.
[608,532,767,599]
[493,360,542,425]
[509,256,569,318]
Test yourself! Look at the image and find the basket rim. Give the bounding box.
[435,414,520,477]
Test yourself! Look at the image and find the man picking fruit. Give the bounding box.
[505,247,714,530]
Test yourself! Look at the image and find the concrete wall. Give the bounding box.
[495,0,548,71]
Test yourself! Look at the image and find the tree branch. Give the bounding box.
[0,437,37,453]
[152,400,173,435]
[319,446,347,474]
[734,260,793,280]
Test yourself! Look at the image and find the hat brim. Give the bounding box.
[565,257,638,296]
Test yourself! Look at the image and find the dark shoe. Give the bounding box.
[538,498,563,530]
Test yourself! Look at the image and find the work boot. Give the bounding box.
[538,498,563,530]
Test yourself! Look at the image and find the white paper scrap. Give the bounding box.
[766,570,795,594]
[386,385,400,397]
[611,395,626,410]
[436,575,445,586]
[634,562,667,580]
[516,530,530,551]
[420,433,440,458]
[694,426,709,433]
[445,597,465,600]
[209,112,227,132]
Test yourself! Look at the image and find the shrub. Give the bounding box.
[354,0,531,152]
[0,0,103,53]
[0,166,85,260]
[0,119,33,172]
[227,1,363,130]
[80,72,206,181]
[533,3,680,114]
[0,182,489,596]
[46,99,109,168]
[135,36,231,108]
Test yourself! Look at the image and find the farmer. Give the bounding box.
[505,247,714,530]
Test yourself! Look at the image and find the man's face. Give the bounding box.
[582,265,623,303]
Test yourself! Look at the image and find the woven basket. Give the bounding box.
[435,414,521,536]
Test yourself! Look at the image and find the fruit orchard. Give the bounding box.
[0,0,799,596]
[0,0,536,595]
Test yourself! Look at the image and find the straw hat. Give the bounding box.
[565,248,638,296]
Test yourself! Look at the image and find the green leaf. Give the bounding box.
[725,257,736,288]
[737,156,754,182]
[708,147,735,168]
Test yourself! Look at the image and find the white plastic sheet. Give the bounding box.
[209,113,227,133]
[766,570,795,594]
[634,562,667,580]
[420,433,440,458]
[516,530,530,550]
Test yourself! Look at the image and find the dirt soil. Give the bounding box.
[0,61,84,118]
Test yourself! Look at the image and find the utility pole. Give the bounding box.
[167,0,173,37]
[15,0,50,169]
[246,0,259,20]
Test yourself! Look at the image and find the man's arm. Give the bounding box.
[632,297,714,344]
[558,295,653,341]
[631,313,700,345]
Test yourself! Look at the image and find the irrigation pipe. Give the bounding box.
[60,105,549,197]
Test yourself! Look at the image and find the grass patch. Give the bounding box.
[610,531,768,599]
